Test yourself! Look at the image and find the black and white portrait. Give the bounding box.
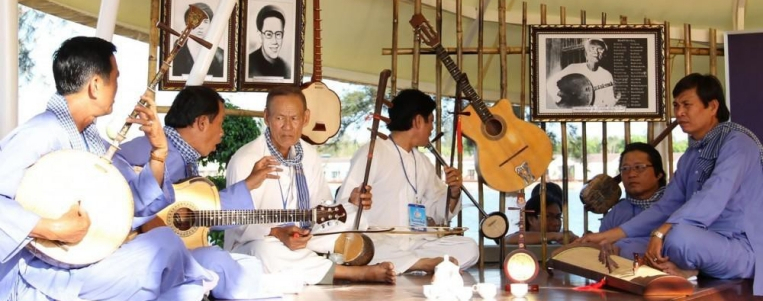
[161,0,237,90]
[243,0,301,86]
[531,25,666,121]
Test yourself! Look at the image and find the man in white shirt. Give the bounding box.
[546,38,618,108]
[337,89,479,274]
[225,86,396,284]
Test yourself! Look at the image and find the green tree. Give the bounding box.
[673,139,688,152]
[566,124,583,160]
[200,102,262,173]
[18,6,44,83]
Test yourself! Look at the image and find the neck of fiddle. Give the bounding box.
[311,0,322,83]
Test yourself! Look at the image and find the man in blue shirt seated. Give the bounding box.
[582,73,763,296]
[597,142,666,258]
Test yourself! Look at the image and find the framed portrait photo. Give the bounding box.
[159,0,238,91]
[530,24,666,121]
[239,0,304,91]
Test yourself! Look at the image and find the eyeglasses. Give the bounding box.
[262,30,283,40]
[619,164,653,174]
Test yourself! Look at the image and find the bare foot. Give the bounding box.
[406,256,459,274]
[655,260,698,278]
[335,262,396,284]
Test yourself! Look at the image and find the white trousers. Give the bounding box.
[232,237,334,285]
[368,234,479,274]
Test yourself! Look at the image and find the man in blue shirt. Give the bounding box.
[0,36,214,301]
[583,73,763,295]
[597,142,666,258]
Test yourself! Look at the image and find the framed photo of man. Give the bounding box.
[239,0,304,91]
[159,0,238,91]
[530,24,666,121]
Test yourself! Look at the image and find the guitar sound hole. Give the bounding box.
[485,118,503,137]
[172,208,195,231]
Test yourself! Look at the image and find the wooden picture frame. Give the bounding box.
[159,0,238,91]
[530,25,666,121]
[239,0,305,91]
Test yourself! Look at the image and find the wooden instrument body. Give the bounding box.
[480,212,509,240]
[301,81,341,144]
[334,233,374,266]
[579,174,623,214]
[144,177,220,249]
[16,150,134,268]
[300,0,341,145]
[461,99,553,192]
[410,14,553,192]
[143,177,348,249]
[550,244,694,296]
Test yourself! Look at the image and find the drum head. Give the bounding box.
[16,150,134,267]
[480,212,509,239]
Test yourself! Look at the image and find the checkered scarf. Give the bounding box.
[46,94,106,155]
[164,126,201,177]
[690,122,763,188]
[264,128,310,225]
[626,186,666,210]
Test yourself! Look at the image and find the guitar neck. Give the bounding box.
[194,209,314,227]
[431,43,494,123]
[311,0,322,82]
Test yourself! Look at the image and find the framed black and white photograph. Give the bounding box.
[530,25,666,121]
[160,0,238,91]
[239,0,304,91]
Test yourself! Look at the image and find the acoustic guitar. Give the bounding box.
[556,73,614,107]
[142,177,347,249]
[410,14,553,193]
[301,0,341,145]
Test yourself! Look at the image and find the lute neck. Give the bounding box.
[431,43,494,123]
[194,209,313,227]
[311,0,322,82]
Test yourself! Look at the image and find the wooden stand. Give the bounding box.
[550,244,694,297]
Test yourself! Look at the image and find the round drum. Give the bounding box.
[16,150,134,268]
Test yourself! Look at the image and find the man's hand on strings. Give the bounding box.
[270,225,311,251]
[128,90,167,153]
[350,185,372,210]
[244,156,281,190]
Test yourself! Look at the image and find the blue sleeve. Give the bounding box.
[114,137,176,217]
[599,205,617,233]
[620,166,687,238]
[210,181,255,231]
[0,126,54,262]
[667,134,756,227]
[112,154,174,217]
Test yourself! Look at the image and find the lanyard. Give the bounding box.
[390,136,418,199]
[277,167,294,209]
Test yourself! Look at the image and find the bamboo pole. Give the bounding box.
[157,106,264,118]
[497,0,508,266]
[622,15,631,146]
[148,0,160,84]
[391,0,399,94]
[580,10,590,233]
[412,0,422,89]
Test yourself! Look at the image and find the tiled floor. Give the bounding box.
[216,263,758,301]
